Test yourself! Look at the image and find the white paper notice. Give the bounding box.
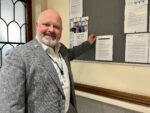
[125,0,148,6]
[124,4,148,33]
[148,39,150,63]
[70,17,89,47]
[95,35,113,61]
[70,32,74,48]
[125,33,150,63]
[73,32,88,46]
[70,0,83,18]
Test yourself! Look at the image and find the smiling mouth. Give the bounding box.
[44,33,56,40]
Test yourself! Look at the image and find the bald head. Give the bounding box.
[37,9,62,28]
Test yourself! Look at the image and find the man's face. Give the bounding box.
[36,10,62,48]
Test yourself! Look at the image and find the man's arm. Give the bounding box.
[0,49,26,113]
[68,34,96,60]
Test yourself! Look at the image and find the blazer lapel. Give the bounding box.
[30,39,65,98]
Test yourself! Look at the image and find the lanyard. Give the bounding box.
[47,53,64,75]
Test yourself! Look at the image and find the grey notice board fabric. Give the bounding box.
[75,0,149,65]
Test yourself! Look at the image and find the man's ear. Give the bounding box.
[36,22,38,27]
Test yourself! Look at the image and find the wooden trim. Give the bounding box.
[75,83,150,107]
[26,0,33,42]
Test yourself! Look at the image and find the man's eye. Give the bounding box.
[54,25,61,29]
[42,23,61,29]
[43,23,50,27]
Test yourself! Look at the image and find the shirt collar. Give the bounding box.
[36,36,61,56]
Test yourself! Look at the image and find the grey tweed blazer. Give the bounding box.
[0,39,91,113]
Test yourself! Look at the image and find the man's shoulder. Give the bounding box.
[22,39,39,49]
[6,39,38,56]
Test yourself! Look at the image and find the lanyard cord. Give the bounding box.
[47,53,64,75]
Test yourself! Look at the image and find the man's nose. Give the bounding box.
[48,25,54,32]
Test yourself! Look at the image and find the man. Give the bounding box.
[0,9,96,113]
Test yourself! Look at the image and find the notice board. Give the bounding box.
[74,0,150,64]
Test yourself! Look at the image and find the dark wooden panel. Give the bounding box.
[75,83,150,107]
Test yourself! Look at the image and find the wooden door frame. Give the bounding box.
[26,0,32,42]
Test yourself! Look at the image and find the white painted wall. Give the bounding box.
[32,0,48,36]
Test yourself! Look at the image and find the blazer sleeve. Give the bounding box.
[0,49,26,113]
[68,41,91,60]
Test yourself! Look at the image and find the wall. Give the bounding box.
[32,0,150,112]
[76,95,141,113]
[73,62,150,96]
[32,0,48,36]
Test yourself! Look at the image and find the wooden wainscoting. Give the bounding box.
[75,83,150,107]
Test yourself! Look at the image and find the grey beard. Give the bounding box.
[36,33,59,47]
[47,39,58,47]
